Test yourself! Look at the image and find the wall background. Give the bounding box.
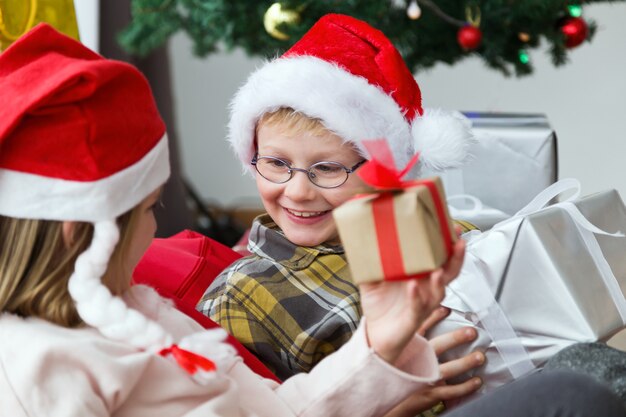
[74,0,99,52]
[169,3,626,208]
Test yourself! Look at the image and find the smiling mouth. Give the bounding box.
[285,208,330,218]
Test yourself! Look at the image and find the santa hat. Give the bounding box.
[229,13,474,174]
[0,24,173,351]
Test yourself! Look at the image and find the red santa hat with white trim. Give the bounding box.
[229,13,474,174]
[0,24,173,351]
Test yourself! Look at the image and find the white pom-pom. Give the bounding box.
[411,109,476,171]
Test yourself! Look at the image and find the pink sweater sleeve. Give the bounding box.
[276,319,440,417]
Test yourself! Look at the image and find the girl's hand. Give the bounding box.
[361,238,466,364]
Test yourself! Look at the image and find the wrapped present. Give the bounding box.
[428,179,626,404]
[333,140,457,285]
[424,113,558,230]
[446,194,510,231]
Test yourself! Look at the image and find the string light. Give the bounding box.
[568,4,583,17]
[407,0,422,20]
[518,49,530,64]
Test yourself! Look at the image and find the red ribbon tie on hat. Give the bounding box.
[159,345,217,375]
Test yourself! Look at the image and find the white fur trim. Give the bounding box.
[228,56,415,172]
[179,328,238,384]
[0,134,170,221]
[411,109,476,171]
[68,221,173,351]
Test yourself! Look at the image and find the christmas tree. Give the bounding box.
[119,0,621,77]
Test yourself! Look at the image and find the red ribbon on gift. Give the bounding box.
[159,344,217,375]
[358,139,454,280]
[358,139,421,190]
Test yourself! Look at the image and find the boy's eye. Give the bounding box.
[269,159,288,168]
[312,163,343,175]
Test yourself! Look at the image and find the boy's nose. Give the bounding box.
[283,170,317,202]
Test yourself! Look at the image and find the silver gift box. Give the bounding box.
[428,181,626,403]
[425,113,558,230]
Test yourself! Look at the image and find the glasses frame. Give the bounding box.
[251,154,367,189]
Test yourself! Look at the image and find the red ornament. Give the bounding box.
[457,25,482,50]
[560,17,588,48]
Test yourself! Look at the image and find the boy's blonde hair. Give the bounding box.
[0,207,140,328]
[257,107,330,138]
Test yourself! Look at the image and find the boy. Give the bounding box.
[197,14,474,380]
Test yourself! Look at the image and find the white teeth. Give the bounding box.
[286,209,326,218]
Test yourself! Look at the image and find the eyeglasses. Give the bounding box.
[251,154,367,189]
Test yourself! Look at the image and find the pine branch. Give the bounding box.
[118,0,625,76]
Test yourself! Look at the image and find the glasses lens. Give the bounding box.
[309,162,348,188]
[256,157,292,183]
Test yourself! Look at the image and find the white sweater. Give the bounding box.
[0,285,439,417]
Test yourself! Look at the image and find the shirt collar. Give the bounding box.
[248,214,344,271]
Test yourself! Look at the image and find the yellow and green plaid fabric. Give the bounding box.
[454,219,479,234]
[197,214,361,380]
[197,214,479,381]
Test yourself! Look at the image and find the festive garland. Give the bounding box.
[118,0,619,77]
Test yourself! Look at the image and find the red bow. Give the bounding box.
[159,345,217,375]
[358,139,420,189]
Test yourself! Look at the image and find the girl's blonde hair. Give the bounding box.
[0,207,141,328]
[257,107,330,137]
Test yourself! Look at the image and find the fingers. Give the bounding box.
[439,350,485,381]
[416,306,451,336]
[441,239,466,285]
[422,269,444,308]
[429,326,477,356]
[428,376,483,403]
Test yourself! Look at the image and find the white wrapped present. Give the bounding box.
[424,113,558,230]
[446,194,510,232]
[428,179,626,404]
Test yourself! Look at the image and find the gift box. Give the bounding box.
[333,140,456,285]
[424,113,558,230]
[428,179,626,402]
[446,195,510,232]
[334,177,457,284]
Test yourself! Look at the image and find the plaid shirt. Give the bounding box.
[197,214,361,380]
[197,214,478,382]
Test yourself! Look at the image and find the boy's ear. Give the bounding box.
[62,221,76,248]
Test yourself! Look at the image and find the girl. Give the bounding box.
[0,23,622,417]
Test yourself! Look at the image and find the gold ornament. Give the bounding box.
[263,3,300,41]
[0,0,79,51]
[465,5,481,27]
[518,32,530,42]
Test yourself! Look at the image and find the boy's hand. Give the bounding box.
[361,238,466,364]
[384,306,485,417]
[383,323,485,417]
